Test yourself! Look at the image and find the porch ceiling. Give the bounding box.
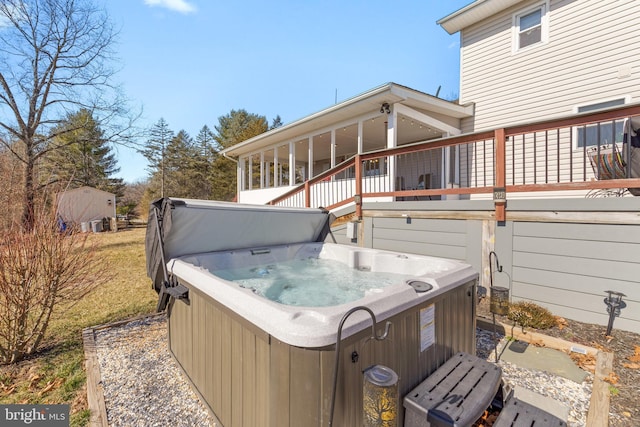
[221,82,473,158]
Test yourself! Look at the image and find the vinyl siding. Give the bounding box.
[460,0,640,132]
[510,221,640,332]
[369,217,471,261]
[355,199,640,334]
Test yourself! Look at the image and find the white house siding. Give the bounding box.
[459,0,640,132]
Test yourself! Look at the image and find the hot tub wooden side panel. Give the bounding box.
[168,285,272,427]
[313,280,476,427]
[168,279,476,427]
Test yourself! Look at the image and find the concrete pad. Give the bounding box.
[499,339,588,383]
[513,385,570,422]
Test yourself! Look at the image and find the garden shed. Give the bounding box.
[57,186,116,227]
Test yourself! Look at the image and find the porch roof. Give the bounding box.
[220,82,473,157]
[437,0,524,35]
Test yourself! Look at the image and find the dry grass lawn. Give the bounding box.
[0,226,156,426]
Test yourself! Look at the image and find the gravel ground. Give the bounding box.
[477,298,640,427]
[92,312,607,427]
[94,315,216,427]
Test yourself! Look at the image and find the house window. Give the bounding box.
[514,3,547,51]
[575,98,628,148]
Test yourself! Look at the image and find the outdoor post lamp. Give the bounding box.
[604,290,626,336]
[489,251,509,361]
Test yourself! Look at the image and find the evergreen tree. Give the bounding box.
[211,110,269,201]
[164,130,195,197]
[271,115,284,130]
[141,118,174,198]
[46,109,125,197]
[193,125,218,198]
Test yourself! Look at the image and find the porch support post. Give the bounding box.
[355,154,363,219]
[331,129,336,168]
[289,141,295,186]
[238,156,245,198]
[357,120,363,153]
[308,137,314,178]
[260,151,265,188]
[494,128,506,222]
[273,146,279,187]
[248,155,253,190]
[387,107,397,192]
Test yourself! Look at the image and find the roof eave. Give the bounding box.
[437,0,524,34]
[221,83,472,157]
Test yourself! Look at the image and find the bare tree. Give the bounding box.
[0,0,126,229]
[0,199,109,364]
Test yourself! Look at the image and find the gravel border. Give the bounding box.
[87,314,594,426]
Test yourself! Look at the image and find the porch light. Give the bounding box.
[380,102,391,114]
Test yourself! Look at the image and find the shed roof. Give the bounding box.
[59,185,115,198]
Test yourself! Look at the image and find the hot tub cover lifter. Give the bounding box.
[145,198,334,311]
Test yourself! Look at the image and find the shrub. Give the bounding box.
[507,301,557,330]
[0,208,108,364]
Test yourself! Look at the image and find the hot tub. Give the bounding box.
[146,198,478,427]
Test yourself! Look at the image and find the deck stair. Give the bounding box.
[403,352,567,427]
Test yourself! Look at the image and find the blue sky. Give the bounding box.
[106,0,471,183]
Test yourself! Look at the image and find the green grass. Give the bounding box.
[0,227,156,426]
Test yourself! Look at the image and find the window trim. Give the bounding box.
[512,1,549,53]
[572,96,631,150]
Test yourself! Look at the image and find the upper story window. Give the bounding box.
[513,2,548,52]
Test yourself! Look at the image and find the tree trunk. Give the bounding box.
[22,145,35,231]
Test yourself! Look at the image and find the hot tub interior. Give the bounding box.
[179,242,457,307]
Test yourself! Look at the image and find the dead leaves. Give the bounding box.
[623,345,640,370]
[1,383,16,396]
[570,352,597,373]
[473,408,500,426]
[603,371,620,385]
[39,378,64,395]
[0,374,65,397]
[555,316,568,330]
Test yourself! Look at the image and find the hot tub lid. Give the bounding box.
[145,198,334,309]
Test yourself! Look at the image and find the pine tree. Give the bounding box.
[164,130,194,197]
[211,110,269,201]
[193,125,218,198]
[45,109,124,197]
[141,118,174,198]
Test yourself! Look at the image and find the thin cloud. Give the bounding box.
[144,0,197,14]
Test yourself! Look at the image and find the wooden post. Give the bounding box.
[355,154,363,219]
[494,129,506,222]
[304,181,311,208]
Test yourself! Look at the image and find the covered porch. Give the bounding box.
[221,83,474,205]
